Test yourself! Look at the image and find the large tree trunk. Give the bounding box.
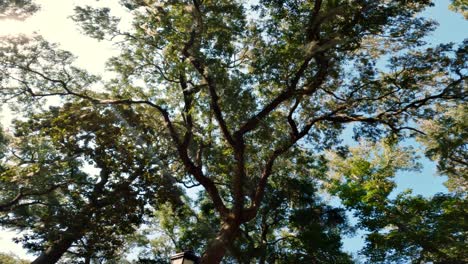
[31,233,82,264]
[200,220,241,263]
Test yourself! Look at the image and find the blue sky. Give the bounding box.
[390,0,467,198]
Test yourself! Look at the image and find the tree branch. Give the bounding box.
[180,73,194,148]
[15,66,231,218]
[0,183,66,212]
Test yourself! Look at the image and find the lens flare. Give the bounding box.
[0,19,36,36]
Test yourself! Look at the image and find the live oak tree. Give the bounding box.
[0,0,467,263]
[362,193,467,263]
[135,164,354,263]
[449,0,468,19]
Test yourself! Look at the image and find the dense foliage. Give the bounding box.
[0,0,39,20]
[1,102,184,263]
[0,252,29,264]
[0,0,466,263]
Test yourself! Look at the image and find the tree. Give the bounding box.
[0,252,29,264]
[327,141,467,263]
[361,193,467,264]
[0,0,39,20]
[0,102,183,263]
[0,0,466,263]
[136,171,354,263]
[450,0,468,19]
[418,104,468,193]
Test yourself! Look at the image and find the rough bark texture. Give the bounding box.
[31,233,81,264]
[201,220,241,263]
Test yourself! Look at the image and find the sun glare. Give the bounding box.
[0,19,36,36]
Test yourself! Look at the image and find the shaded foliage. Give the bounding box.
[418,104,468,193]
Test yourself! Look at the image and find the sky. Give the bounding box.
[0,0,467,261]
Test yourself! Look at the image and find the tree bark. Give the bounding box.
[200,220,241,263]
[31,233,82,264]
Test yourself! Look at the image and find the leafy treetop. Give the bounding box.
[0,0,466,263]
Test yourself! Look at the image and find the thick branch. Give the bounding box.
[0,184,65,212]
[243,106,348,222]
[287,97,301,139]
[232,137,246,220]
[237,50,330,138]
[181,3,236,147]
[180,73,194,148]
[20,75,230,217]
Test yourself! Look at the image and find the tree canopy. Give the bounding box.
[0,0,39,20]
[450,0,468,19]
[0,0,466,263]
